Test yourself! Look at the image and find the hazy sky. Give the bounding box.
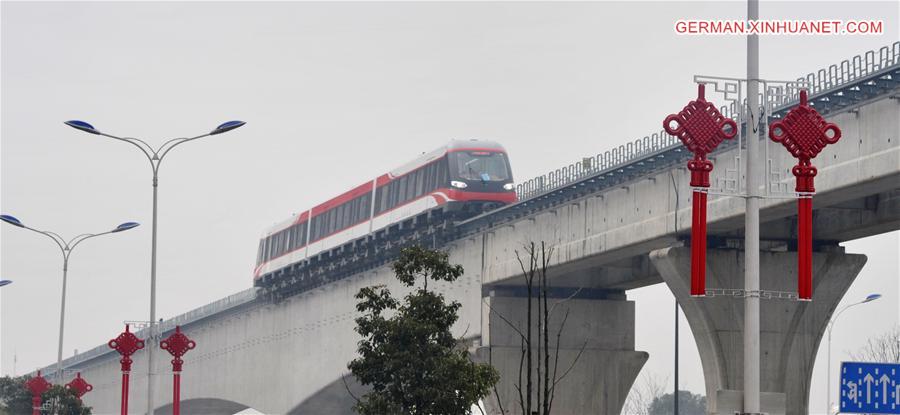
[2,2,897,414]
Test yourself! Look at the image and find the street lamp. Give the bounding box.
[0,279,12,287]
[826,293,882,414]
[0,214,139,383]
[64,119,245,415]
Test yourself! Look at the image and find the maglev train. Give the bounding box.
[253,139,516,283]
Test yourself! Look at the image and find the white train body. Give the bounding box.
[253,140,516,283]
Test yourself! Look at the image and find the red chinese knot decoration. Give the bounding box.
[664,84,737,296]
[161,326,196,415]
[769,90,841,300]
[108,324,145,371]
[109,324,144,415]
[160,325,196,372]
[25,371,51,415]
[66,372,93,400]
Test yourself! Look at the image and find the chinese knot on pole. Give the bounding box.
[24,370,51,415]
[664,84,737,296]
[769,90,841,300]
[65,372,93,401]
[108,324,145,415]
[161,325,196,415]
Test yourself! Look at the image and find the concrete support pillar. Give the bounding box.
[478,288,648,415]
[649,246,867,415]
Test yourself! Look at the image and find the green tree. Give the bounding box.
[0,376,91,415]
[647,390,706,415]
[348,246,500,415]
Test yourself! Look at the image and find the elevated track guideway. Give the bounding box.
[257,41,900,300]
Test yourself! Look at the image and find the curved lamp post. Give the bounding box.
[0,215,139,383]
[64,119,245,415]
[826,293,882,414]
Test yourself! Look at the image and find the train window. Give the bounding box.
[322,212,330,237]
[343,200,352,229]
[332,206,341,233]
[424,163,435,194]
[269,234,277,258]
[412,170,423,198]
[344,202,351,228]
[300,222,308,246]
[276,231,285,256]
[450,152,511,181]
[438,156,449,186]
[392,180,401,208]
[329,208,338,235]
[374,187,383,215]
[360,194,370,220]
[397,176,407,204]
[387,181,397,211]
[310,217,320,242]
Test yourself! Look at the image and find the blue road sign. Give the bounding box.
[840,361,900,414]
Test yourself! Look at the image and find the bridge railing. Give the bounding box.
[515,41,900,202]
[136,287,259,338]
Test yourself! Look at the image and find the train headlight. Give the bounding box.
[503,183,515,191]
[451,181,468,189]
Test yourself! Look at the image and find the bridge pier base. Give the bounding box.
[649,246,867,415]
[478,288,648,415]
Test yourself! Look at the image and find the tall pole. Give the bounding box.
[827,326,833,415]
[148,171,160,415]
[675,300,680,415]
[744,0,761,413]
[56,258,69,384]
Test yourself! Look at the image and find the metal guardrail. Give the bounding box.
[515,41,900,202]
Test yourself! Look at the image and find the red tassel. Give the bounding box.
[798,197,813,300]
[690,191,708,296]
[792,162,816,300]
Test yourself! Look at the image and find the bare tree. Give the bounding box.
[484,242,586,415]
[620,373,668,415]
[850,325,900,363]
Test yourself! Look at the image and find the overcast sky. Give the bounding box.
[1,2,897,414]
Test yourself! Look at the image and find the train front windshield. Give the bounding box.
[449,151,511,183]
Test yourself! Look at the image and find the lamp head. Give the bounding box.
[210,120,245,135]
[64,120,101,135]
[0,280,12,287]
[113,222,140,233]
[863,293,882,303]
[0,215,24,227]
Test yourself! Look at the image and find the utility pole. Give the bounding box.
[744,0,762,413]
[675,300,680,415]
